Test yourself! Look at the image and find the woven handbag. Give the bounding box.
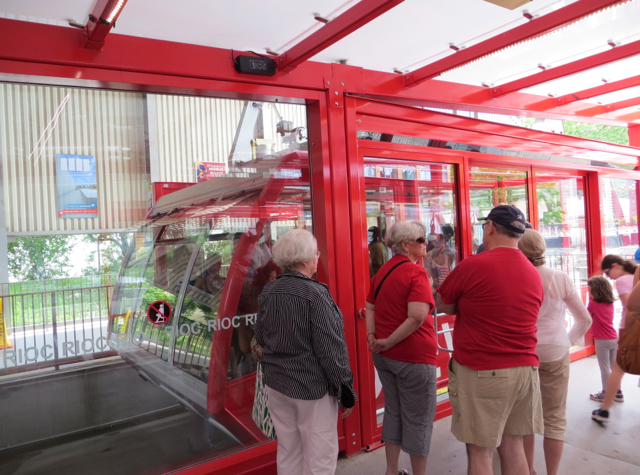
[251,362,277,440]
[616,270,640,375]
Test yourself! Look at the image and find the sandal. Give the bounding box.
[398,470,409,475]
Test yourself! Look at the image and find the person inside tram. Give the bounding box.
[367,219,437,475]
[254,229,356,475]
[436,205,543,475]
[368,225,388,276]
[192,253,225,298]
[518,229,591,475]
[592,255,638,423]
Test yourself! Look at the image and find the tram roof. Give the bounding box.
[3,1,640,127]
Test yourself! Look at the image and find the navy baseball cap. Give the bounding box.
[479,205,527,234]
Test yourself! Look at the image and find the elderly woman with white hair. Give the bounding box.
[254,228,356,475]
[365,219,437,475]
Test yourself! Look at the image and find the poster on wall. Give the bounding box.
[55,154,98,219]
[196,162,226,183]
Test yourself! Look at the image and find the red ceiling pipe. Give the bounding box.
[404,0,626,87]
[276,0,404,72]
[491,37,640,98]
[554,74,640,108]
[83,0,128,50]
[575,96,640,117]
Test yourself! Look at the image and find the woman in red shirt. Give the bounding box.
[365,219,437,475]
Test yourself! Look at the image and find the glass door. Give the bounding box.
[357,154,460,443]
[535,170,590,349]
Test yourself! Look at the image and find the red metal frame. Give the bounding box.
[403,0,626,86]
[491,38,640,98]
[4,17,640,126]
[554,74,640,108]
[575,96,640,117]
[353,100,639,164]
[276,0,404,72]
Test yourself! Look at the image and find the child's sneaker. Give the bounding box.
[590,391,605,402]
[592,408,609,422]
[614,390,624,402]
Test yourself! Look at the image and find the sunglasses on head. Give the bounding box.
[415,236,427,244]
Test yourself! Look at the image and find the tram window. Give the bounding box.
[469,167,528,255]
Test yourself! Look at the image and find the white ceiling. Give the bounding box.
[1,0,640,108]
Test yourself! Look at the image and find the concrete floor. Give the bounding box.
[336,355,640,475]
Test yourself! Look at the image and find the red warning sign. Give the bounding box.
[147,300,172,325]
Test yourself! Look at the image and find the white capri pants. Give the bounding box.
[266,386,339,475]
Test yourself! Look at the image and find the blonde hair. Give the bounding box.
[386,220,427,255]
[517,228,546,266]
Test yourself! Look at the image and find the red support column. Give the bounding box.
[585,171,604,276]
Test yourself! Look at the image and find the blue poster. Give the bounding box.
[55,154,98,219]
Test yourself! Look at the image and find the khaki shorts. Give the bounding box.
[538,352,570,440]
[448,358,543,448]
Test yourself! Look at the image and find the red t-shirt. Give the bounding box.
[366,255,437,365]
[588,300,617,340]
[437,247,543,370]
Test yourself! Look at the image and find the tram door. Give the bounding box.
[354,154,460,446]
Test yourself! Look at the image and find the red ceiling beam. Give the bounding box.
[575,96,640,117]
[83,0,128,50]
[553,74,640,108]
[403,0,626,87]
[276,0,404,72]
[491,37,640,98]
[1,17,639,125]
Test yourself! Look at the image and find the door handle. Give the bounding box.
[358,308,366,319]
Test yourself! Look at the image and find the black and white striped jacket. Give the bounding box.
[254,270,356,405]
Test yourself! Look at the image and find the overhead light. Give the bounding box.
[483,0,532,10]
[84,0,128,50]
[104,0,127,24]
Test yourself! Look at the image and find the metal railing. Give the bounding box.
[0,275,118,374]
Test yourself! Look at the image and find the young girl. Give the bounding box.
[587,276,619,402]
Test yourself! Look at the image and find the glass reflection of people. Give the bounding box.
[194,254,224,294]
[369,226,388,276]
[238,260,282,356]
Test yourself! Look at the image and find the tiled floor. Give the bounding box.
[337,354,640,474]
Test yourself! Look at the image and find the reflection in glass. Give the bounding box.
[363,157,457,424]
[469,167,528,254]
[601,178,639,328]
[0,82,310,474]
[536,172,588,348]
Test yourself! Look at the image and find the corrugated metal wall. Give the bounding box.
[0,83,148,234]
[153,96,307,182]
[0,84,308,234]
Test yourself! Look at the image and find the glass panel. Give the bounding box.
[601,178,639,328]
[0,80,310,474]
[469,167,529,253]
[536,172,589,348]
[364,157,457,424]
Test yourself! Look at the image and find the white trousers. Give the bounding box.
[266,386,339,475]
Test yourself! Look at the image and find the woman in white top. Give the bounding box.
[518,229,592,475]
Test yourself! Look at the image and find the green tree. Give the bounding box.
[82,233,133,275]
[562,121,629,146]
[8,235,73,281]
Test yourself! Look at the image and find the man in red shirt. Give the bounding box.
[436,205,544,475]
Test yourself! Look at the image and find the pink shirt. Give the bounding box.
[616,273,635,329]
[588,300,617,340]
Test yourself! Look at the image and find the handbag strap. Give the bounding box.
[374,259,410,300]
